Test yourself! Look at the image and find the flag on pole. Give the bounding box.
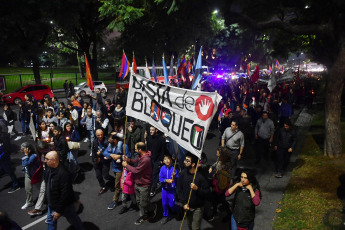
[132,52,137,74]
[250,64,259,83]
[162,55,169,85]
[267,62,277,92]
[178,55,189,85]
[247,64,250,76]
[144,58,151,79]
[269,65,272,74]
[119,51,130,79]
[191,46,203,90]
[275,59,282,70]
[169,55,174,77]
[84,54,94,91]
[240,64,244,72]
[152,59,157,82]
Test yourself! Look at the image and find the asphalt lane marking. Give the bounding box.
[22,215,46,230]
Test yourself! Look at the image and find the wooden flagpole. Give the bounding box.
[123,116,128,155]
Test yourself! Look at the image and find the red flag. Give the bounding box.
[247,64,250,76]
[269,65,272,73]
[296,64,301,81]
[251,64,259,83]
[84,54,94,91]
[132,52,137,74]
[119,51,130,79]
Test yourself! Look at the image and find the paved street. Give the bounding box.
[0,88,312,230]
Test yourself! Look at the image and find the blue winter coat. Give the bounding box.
[159,165,179,191]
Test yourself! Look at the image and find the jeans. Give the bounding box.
[0,159,19,188]
[87,130,95,151]
[21,120,29,134]
[231,215,254,230]
[47,204,85,230]
[186,206,204,230]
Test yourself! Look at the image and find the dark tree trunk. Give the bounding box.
[324,43,345,157]
[32,57,41,84]
[77,50,85,78]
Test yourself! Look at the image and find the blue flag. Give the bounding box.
[152,59,157,82]
[162,56,169,85]
[191,46,203,90]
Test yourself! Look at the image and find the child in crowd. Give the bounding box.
[159,154,179,225]
[119,165,137,214]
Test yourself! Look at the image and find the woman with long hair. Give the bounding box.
[226,169,262,230]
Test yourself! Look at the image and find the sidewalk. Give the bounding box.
[237,107,314,230]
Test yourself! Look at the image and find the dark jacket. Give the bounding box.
[0,132,11,161]
[275,127,296,149]
[4,110,16,126]
[92,136,110,164]
[177,169,210,208]
[232,185,259,227]
[53,134,70,162]
[45,163,75,213]
[125,126,142,153]
[146,134,166,162]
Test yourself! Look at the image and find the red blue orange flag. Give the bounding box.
[119,51,130,79]
[84,54,94,91]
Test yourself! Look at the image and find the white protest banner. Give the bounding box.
[126,74,222,158]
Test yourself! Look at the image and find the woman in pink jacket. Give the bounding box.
[118,168,138,214]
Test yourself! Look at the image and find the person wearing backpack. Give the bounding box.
[208,147,232,221]
[226,169,262,230]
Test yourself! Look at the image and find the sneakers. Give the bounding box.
[21,203,34,210]
[107,201,119,210]
[160,217,170,225]
[84,138,89,143]
[119,206,128,214]
[14,136,22,141]
[134,216,147,225]
[28,209,42,216]
[98,187,106,196]
[8,186,20,194]
[275,173,283,178]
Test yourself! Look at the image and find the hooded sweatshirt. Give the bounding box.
[126,151,152,187]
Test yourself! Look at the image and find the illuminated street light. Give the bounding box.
[213,10,218,14]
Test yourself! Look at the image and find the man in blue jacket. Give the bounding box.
[104,135,131,210]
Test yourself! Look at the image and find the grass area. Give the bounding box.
[0,67,117,93]
[273,108,345,230]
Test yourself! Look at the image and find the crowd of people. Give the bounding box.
[0,75,314,230]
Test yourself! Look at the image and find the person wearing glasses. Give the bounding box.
[177,153,210,230]
[44,151,85,230]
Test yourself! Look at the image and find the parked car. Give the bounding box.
[1,84,54,105]
[74,81,107,97]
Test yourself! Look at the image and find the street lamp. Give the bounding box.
[213,10,218,14]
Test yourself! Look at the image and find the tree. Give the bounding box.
[0,0,51,84]
[220,0,345,157]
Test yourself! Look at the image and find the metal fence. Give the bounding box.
[0,71,117,93]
